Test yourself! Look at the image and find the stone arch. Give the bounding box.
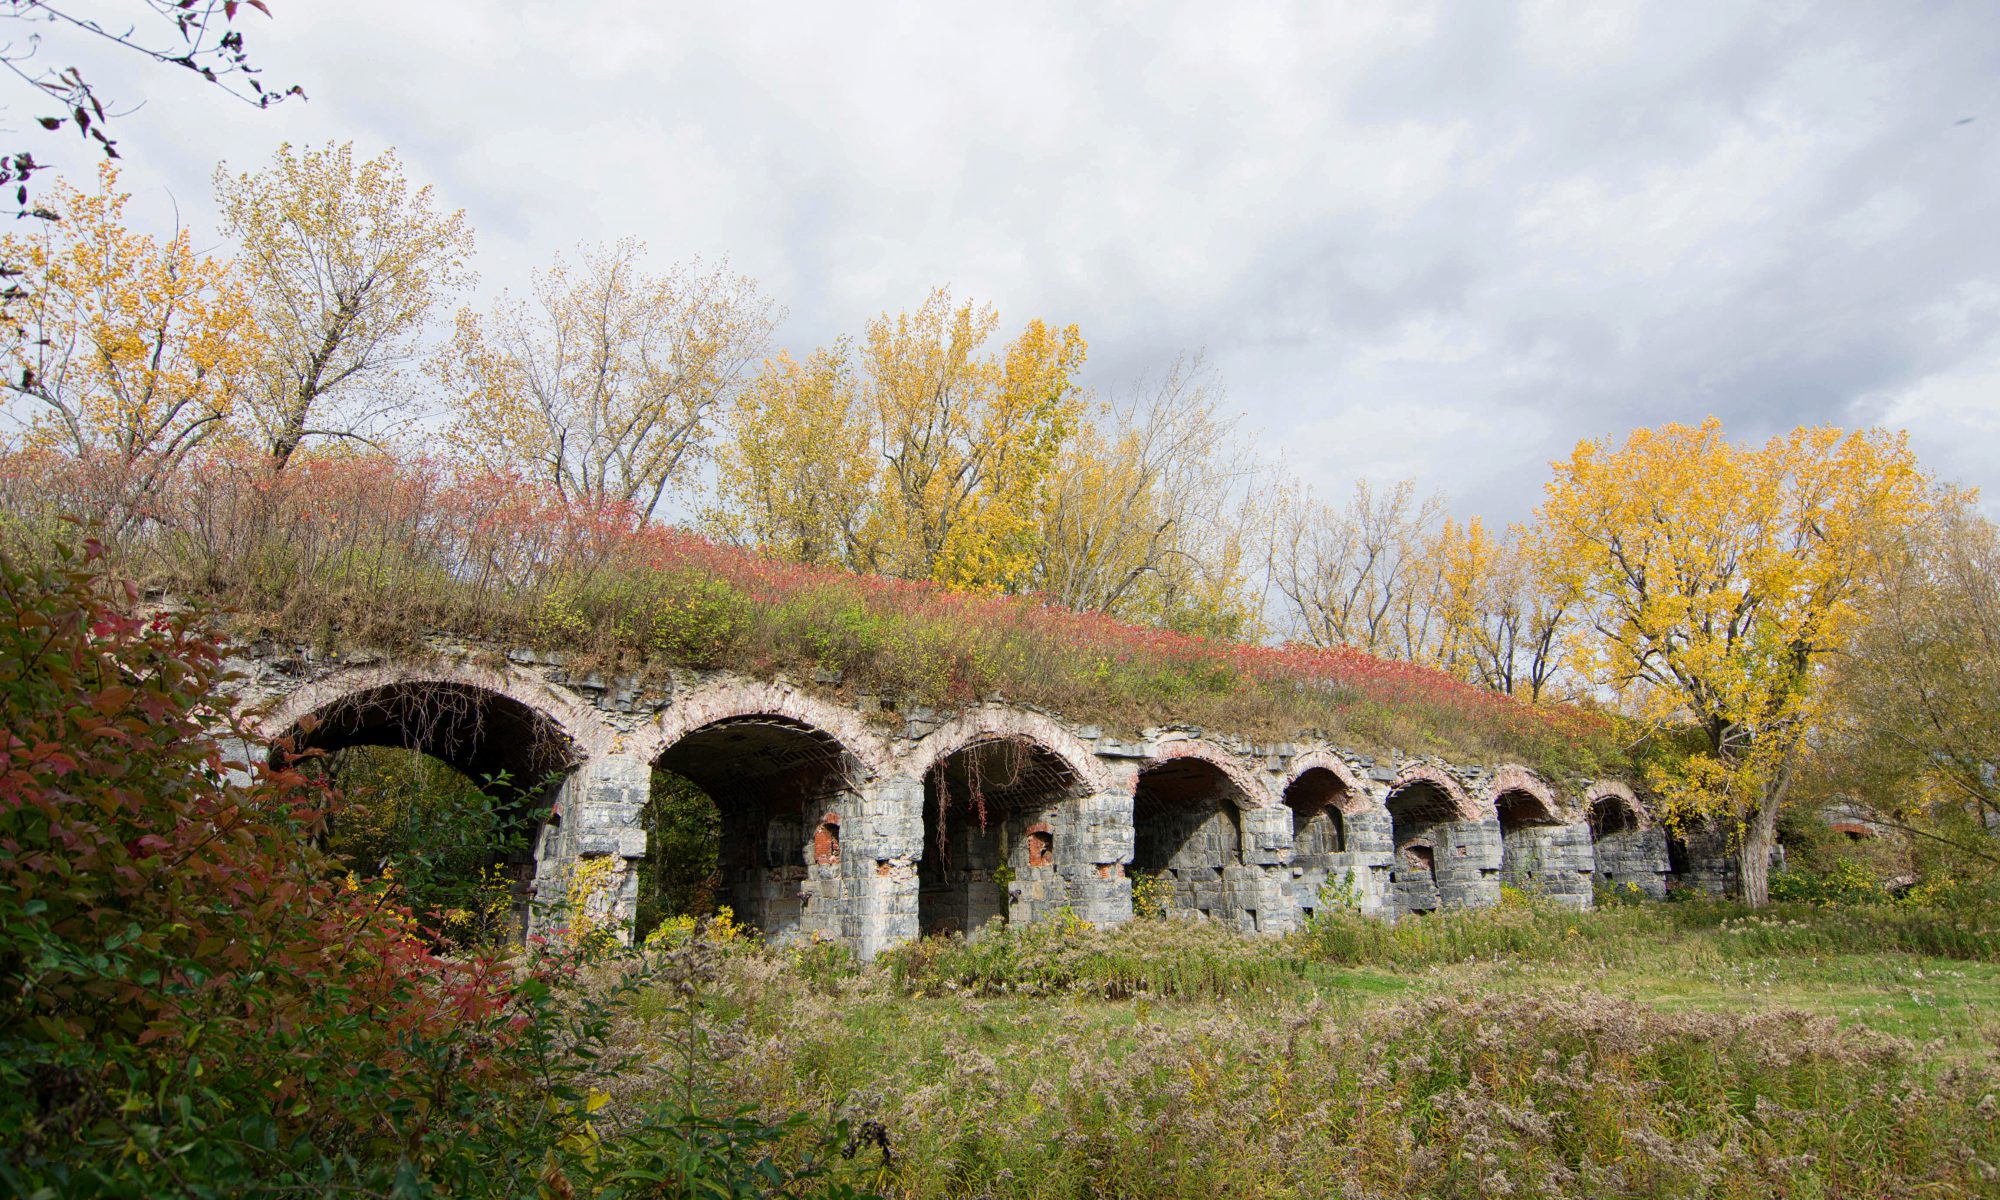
[257,659,615,942]
[1488,765,1562,824]
[631,679,890,779]
[1382,764,1478,916]
[1386,764,1481,822]
[900,706,1111,795]
[1130,738,1269,928]
[1584,780,1649,834]
[905,709,1105,937]
[258,659,617,767]
[1283,750,1370,813]
[1491,765,1565,894]
[1283,750,1369,859]
[1586,780,1669,899]
[639,681,884,944]
[1145,737,1273,807]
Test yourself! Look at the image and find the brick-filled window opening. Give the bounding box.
[813,813,841,865]
[1026,825,1054,867]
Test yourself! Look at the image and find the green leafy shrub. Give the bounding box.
[319,746,541,951]
[0,542,877,1198]
[1130,871,1171,920]
[1769,857,1885,905]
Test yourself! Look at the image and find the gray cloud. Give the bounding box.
[24,0,2000,521]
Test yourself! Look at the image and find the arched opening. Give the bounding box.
[1286,768,1350,857]
[1132,756,1257,928]
[647,715,860,944]
[1588,789,1668,899]
[1496,788,1562,893]
[1285,766,1354,921]
[1589,794,1639,841]
[1385,780,1460,916]
[281,681,581,948]
[919,737,1081,936]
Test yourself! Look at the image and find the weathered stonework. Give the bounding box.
[225,638,1740,957]
[1585,781,1672,899]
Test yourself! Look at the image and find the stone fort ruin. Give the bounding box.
[236,639,1692,958]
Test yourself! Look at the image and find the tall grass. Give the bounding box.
[642,912,2000,1199]
[0,448,1621,774]
[879,898,2000,1005]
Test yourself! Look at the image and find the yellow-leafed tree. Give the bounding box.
[861,288,1086,590]
[1535,417,1934,903]
[440,238,777,518]
[1036,357,1260,637]
[216,142,476,468]
[711,342,875,566]
[1,163,254,526]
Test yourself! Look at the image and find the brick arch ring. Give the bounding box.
[1282,749,1374,815]
[897,706,1113,795]
[254,658,622,762]
[1583,780,1651,830]
[626,679,892,779]
[1142,736,1275,808]
[1385,762,1484,823]
[1486,763,1565,824]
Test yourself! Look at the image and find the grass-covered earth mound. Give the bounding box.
[0,448,1621,778]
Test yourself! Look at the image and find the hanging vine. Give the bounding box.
[927,736,1031,868]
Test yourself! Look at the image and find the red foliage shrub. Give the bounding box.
[0,541,569,1192]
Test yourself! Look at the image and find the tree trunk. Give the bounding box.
[1737,791,1781,906]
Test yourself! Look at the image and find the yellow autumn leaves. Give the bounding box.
[5,163,254,501]
[1535,417,1944,898]
[715,288,1086,594]
[2,144,475,511]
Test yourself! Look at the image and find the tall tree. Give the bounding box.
[710,342,875,565]
[1535,417,1934,904]
[215,142,476,467]
[1,162,253,525]
[860,288,1086,590]
[440,238,777,517]
[1036,358,1260,636]
[1816,496,2000,853]
[1423,518,1573,700]
[1269,478,1444,656]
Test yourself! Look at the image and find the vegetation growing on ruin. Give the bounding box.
[0,447,1623,777]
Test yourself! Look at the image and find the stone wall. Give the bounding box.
[225,639,1745,957]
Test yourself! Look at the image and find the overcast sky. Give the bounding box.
[20,0,2000,523]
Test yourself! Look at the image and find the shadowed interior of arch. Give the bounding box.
[919,737,1080,937]
[282,681,582,945]
[1385,780,1459,916]
[1496,788,1563,894]
[1285,768,1352,859]
[644,715,859,943]
[1284,766,1356,921]
[1132,756,1259,930]
[1589,794,1640,842]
